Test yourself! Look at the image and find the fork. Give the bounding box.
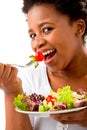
[10,60,34,68]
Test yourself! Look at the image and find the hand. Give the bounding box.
[50,108,87,127]
[0,63,22,95]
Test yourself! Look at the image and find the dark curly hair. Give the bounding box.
[22,0,87,39]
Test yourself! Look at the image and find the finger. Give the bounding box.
[8,66,18,80]
[74,100,87,107]
[50,109,87,121]
[0,64,12,79]
[60,119,87,127]
[0,63,5,77]
[1,65,18,86]
[59,119,81,125]
[50,113,80,124]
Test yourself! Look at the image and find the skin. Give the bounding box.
[0,3,87,130]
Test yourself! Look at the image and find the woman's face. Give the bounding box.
[27,4,82,71]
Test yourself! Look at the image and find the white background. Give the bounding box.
[0,0,32,129]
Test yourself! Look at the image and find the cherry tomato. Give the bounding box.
[46,95,56,105]
[35,52,44,61]
[46,95,53,102]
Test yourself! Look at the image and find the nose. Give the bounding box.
[38,38,46,46]
[32,36,46,51]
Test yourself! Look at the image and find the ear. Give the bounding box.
[75,19,86,37]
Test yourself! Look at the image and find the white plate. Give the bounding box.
[15,106,87,117]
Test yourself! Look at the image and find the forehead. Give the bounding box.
[27,4,71,33]
[27,4,60,26]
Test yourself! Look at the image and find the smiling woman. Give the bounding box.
[0,0,87,130]
[0,0,32,130]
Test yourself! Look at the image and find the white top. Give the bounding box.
[18,63,87,130]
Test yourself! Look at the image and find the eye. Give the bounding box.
[29,33,36,39]
[43,27,53,34]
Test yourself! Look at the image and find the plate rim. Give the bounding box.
[15,106,87,116]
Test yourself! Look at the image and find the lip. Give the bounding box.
[44,51,57,65]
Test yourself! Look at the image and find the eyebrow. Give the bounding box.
[28,22,53,33]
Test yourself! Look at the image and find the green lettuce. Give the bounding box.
[14,94,29,111]
[57,86,75,109]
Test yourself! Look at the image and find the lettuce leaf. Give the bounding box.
[57,86,75,108]
[14,94,29,111]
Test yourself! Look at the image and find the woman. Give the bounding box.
[0,0,87,130]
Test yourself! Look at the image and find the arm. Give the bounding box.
[0,63,32,130]
[5,93,32,130]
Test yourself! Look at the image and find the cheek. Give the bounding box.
[46,33,58,45]
[57,40,77,65]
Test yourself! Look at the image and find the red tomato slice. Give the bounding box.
[46,95,53,102]
[35,52,44,61]
[46,95,57,105]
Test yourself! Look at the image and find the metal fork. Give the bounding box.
[10,60,34,68]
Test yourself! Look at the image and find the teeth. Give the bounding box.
[43,49,55,56]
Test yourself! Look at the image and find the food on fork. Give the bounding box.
[29,52,44,68]
[14,86,87,112]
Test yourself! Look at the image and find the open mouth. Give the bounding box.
[43,49,56,61]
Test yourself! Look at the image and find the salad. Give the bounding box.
[14,86,87,112]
